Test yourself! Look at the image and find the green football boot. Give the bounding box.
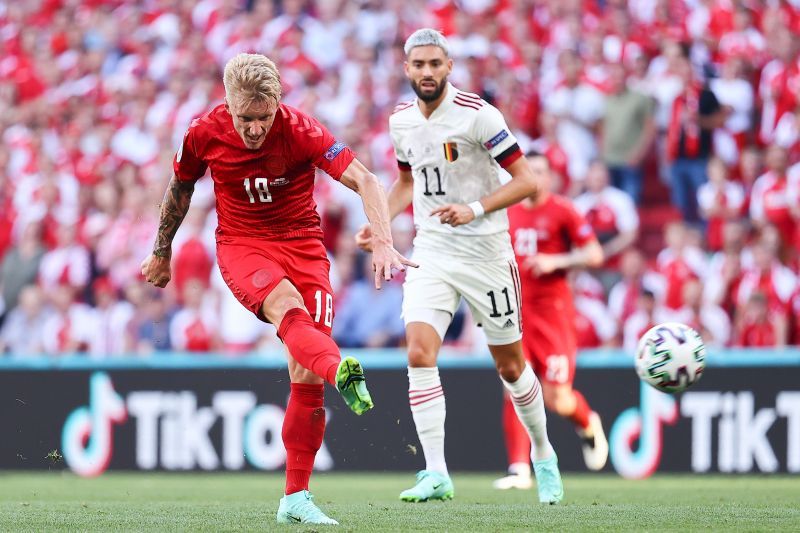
[276,490,338,525]
[533,453,564,504]
[336,356,373,415]
[399,470,454,502]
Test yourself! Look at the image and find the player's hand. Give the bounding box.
[371,241,418,289]
[430,204,475,227]
[140,254,172,288]
[355,223,373,252]
[524,254,561,276]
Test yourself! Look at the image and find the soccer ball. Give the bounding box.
[635,322,706,393]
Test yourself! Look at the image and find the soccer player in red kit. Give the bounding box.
[140,53,414,525]
[495,153,608,489]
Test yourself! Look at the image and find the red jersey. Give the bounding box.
[173,103,355,242]
[508,195,596,302]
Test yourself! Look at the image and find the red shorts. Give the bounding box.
[521,297,577,385]
[216,236,334,335]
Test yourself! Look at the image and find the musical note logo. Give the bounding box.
[610,381,678,479]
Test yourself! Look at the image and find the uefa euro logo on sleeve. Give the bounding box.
[324,141,346,161]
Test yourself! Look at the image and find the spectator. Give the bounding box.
[697,156,745,251]
[622,290,667,353]
[735,240,797,326]
[666,56,726,224]
[734,291,784,348]
[0,285,49,355]
[574,161,639,270]
[1,221,45,316]
[608,248,667,326]
[38,222,91,291]
[170,278,219,352]
[132,289,173,355]
[41,284,93,355]
[709,57,754,165]
[657,221,707,310]
[574,294,618,349]
[600,62,656,203]
[667,278,731,347]
[705,220,753,318]
[750,144,799,252]
[85,277,135,358]
[332,254,404,349]
[544,49,606,186]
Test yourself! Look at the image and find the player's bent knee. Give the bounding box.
[406,343,437,367]
[495,358,524,382]
[262,281,307,324]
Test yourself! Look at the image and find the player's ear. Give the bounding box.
[403,61,410,78]
[224,97,230,114]
[446,58,454,74]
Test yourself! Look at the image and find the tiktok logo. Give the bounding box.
[609,381,678,479]
[62,373,127,477]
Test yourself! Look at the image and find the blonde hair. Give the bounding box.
[223,53,282,109]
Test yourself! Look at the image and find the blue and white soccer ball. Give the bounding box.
[635,322,706,393]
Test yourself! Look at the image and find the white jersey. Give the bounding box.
[389,83,523,261]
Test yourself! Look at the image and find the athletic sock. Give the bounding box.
[283,383,326,495]
[278,308,340,386]
[407,366,448,476]
[501,363,554,462]
[570,390,592,431]
[502,394,532,467]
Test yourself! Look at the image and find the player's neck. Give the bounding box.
[527,191,550,207]
[418,84,450,119]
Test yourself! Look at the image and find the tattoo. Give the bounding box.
[153,175,195,258]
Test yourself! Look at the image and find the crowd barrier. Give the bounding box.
[1,349,798,478]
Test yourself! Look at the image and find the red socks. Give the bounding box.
[283,383,326,495]
[278,308,340,386]
[502,394,531,466]
[569,390,592,430]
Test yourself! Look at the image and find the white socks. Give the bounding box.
[407,366,448,476]
[501,363,554,462]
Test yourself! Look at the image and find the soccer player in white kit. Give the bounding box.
[356,29,564,504]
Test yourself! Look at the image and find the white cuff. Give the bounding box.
[468,200,485,218]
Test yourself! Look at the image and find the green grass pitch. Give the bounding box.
[0,472,797,531]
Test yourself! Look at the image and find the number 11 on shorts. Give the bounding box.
[314,290,333,327]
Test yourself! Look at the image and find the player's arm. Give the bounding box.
[356,168,414,251]
[340,158,418,288]
[141,174,195,287]
[432,153,538,227]
[387,169,414,219]
[525,239,604,276]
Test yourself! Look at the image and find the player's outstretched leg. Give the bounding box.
[335,356,374,415]
[278,382,338,525]
[275,302,372,415]
[493,395,533,490]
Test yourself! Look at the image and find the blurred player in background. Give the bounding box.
[141,53,414,525]
[495,153,607,490]
[357,29,563,505]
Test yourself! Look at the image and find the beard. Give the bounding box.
[411,77,447,103]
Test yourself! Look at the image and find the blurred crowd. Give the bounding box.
[1,0,800,357]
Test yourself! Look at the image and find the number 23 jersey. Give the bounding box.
[173,103,354,242]
[389,83,523,261]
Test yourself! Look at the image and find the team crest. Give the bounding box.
[443,142,459,162]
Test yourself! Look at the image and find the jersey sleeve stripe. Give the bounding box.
[456,91,482,101]
[453,99,482,110]
[397,159,411,171]
[494,143,523,168]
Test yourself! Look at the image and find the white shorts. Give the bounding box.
[402,251,523,345]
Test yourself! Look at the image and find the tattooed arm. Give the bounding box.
[141,174,195,288]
